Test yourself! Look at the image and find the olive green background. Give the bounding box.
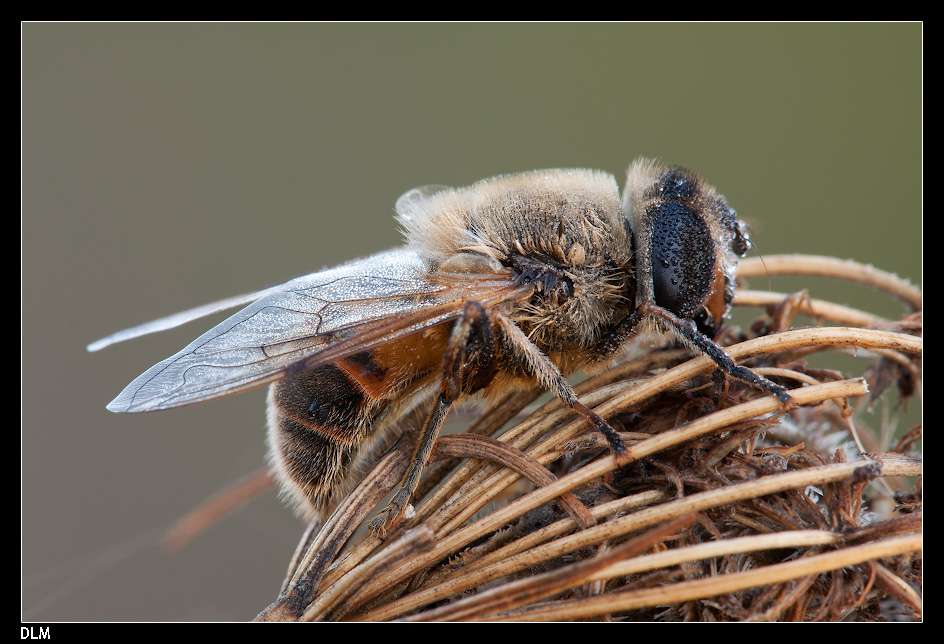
[22,23,921,621]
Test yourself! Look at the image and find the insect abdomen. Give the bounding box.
[267,326,454,519]
[267,362,382,518]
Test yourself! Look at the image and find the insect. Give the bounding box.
[90,158,793,536]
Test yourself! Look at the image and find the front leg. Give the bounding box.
[596,301,794,405]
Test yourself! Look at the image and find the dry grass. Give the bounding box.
[257,254,922,622]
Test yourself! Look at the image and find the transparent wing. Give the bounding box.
[104,247,524,413]
[394,184,450,219]
[87,289,282,353]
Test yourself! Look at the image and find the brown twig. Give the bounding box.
[738,254,922,311]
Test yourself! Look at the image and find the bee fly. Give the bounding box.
[90,158,792,536]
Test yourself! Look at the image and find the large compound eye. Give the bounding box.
[649,199,715,320]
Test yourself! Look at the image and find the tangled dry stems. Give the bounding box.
[258,254,922,622]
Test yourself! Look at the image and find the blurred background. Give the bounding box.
[22,23,921,621]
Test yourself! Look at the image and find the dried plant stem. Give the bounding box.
[257,435,416,621]
[306,525,436,622]
[738,254,922,311]
[401,514,698,622]
[161,467,274,552]
[873,560,924,614]
[432,433,597,528]
[355,490,669,621]
[734,290,892,328]
[485,533,921,622]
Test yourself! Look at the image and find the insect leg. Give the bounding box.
[599,301,793,405]
[369,299,496,537]
[491,310,628,458]
[368,393,450,537]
